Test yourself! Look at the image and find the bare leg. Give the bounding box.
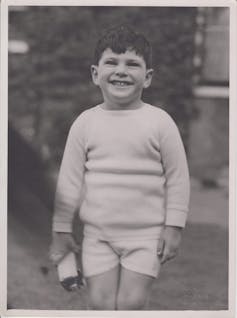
[117,267,154,310]
[86,266,120,310]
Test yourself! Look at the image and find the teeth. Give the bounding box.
[112,81,130,86]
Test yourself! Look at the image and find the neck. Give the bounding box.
[102,99,144,111]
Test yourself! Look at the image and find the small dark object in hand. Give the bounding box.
[60,269,84,292]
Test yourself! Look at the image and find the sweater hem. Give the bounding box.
[83,226,164,241]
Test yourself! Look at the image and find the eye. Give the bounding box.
[127,61,140,67]
[105,60,117,65]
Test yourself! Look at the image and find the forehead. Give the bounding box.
[100,48,145,62]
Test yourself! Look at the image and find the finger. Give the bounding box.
[160,252,176,264]
[49,242,68,265]
[160,243,171,264]
[157,250,163,258]
[160,254,173,264]
[49,251,65,265]
[160,254,169,264]
[157,239,164,257]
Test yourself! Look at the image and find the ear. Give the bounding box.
[91,65,99,86]
[143,69,153,89]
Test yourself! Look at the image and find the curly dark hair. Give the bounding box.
[94,24,152,68]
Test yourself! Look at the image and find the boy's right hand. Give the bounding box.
[49,232,81,266]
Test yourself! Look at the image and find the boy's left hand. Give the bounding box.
[158,225,183,264]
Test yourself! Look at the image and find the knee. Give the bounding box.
[117,292,147,310]
[88,290,116,310]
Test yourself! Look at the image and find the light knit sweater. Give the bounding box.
[53,103,190,240]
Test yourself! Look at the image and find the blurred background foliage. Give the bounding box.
[8,6,197,168]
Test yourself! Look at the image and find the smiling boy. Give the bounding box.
[91,48,153,110]
[50,25,190,310]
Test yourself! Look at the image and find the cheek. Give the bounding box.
[131,70,146,80]
[135,75,147,87]
[98,70,111,81]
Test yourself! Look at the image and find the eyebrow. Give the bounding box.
[103,57,142,63]
[126,59,141,63]
[104,57,117,60]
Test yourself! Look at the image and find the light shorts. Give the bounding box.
[82,236,162,278]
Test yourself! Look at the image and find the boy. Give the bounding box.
[50,25,190,310]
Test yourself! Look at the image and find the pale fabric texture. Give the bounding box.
[53,103,190,240]
[82,237,162,278]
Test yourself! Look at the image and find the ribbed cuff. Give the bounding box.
[52,222,73,233]
[165,209,188,228]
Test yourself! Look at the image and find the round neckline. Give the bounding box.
[97,103,147,114]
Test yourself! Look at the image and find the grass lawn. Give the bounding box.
[7,185,228,311]
[149,222,228,310]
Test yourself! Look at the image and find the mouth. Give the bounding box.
[109,80,133,87]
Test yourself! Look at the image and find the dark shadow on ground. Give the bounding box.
[8,124,54,236]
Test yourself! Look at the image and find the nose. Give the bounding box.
[115,63,127,76]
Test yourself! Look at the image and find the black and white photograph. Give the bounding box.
[1,0,236,316]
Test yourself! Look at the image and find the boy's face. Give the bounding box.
[91,48,153,109]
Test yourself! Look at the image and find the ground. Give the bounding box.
[7,180,229,311]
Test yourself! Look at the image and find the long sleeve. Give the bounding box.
[159,113,190,228]
[52,104,190,240]
[52,114,87,233]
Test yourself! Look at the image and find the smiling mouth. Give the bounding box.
[110,80,133,86]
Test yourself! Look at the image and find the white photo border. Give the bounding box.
[1,0,236,317]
